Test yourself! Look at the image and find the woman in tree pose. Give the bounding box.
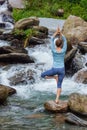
[41,27,67,103]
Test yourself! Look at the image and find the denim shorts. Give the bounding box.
[41,67,65,88]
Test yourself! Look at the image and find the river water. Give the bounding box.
[0,18,87,130]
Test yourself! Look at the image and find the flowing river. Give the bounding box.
[0,18,87,130]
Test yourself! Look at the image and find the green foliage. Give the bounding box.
[13,0,87,22]
[23,29,36,38]
[80,0,87,9]
[13,29,36,39]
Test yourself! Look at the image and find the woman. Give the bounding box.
[41,27,67,104]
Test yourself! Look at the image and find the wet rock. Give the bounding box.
[15,17,39,30]
[78,42,87,54]
[68,93,87,116]
[71,52,86,71]
[0,1,14,34]
[0,0,5,5]
[8,69,36,86]
[65,112,87,126]
[26,36,45,47]
[44,100,68,112]
[65,47,77,62]
[33,26,48,35]
[0,84,8,104]
[65,47,78,75]
[62,15,87,51]
[72,68,87,84]
[0,53,34,64]
[0,84,16,96]
[54,114,65,124]
[0,46,27,54]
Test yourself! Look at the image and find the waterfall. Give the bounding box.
[0,0,14,33]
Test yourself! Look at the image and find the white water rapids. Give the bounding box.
[0,18,87,100]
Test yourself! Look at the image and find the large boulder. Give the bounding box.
[0,84,16,104]
[0,84,16,96]
[0,84,8,104]
[72,68,87,84]
[24,36,45,47]
[62,15,87,51]
[68,93,87,116]
[44,100,68,112]
[0,53,34,63]
[15,17,39,30]
[0,46,27,54]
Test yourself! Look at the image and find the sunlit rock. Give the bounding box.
[44,100,68,112]
[68,93,87,115]
[62,15,87,51]
[15,17,39,30]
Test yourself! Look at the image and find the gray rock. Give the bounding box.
[72,68,87,84]
[65,112,87,126]
[68,93,87,115]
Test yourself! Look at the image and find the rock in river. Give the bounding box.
[44,100,68,112]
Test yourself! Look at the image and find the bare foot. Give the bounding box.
[55,99,59,104]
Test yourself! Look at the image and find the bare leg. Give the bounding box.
[45,76,57,80]
[55,88,62,103]
[45,75,61,103]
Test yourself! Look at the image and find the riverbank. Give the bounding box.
[13,0,87,21]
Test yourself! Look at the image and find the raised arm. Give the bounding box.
[51,27,61,51]
[61,35,67,53]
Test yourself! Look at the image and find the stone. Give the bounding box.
[62,15,87,51]
[44,100,68,112]
[33,26,48,35]
[8,69,36,86]
[68,93,87,115]
[15,17,39,30]
[65,112,87,126]
[0,53,34,64]
[0,84,8,104]
[72,68,87,84]
[0,84,16,96]
[57,9,64,17]
[78,42,87,54]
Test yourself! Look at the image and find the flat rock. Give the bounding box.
[65,112,87,126]
[44,100,68,112]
